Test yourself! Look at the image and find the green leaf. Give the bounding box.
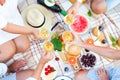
[47,0,52,3]
[109,35,117,42]
[51,32,59,39]
[51,38,62,51]
[51,70,56,72]
[87,10,92,17]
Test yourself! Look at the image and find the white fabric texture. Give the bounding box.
[0,15,7,29]
[0,0,24,45]
[26,77,37,80]
[0,63,8,77]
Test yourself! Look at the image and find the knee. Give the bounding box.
[91,0,107,14]
[0,47,16,62]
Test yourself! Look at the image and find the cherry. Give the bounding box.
[55,57,60,61]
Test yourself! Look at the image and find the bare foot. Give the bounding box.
[97,68,109,80]
[8,60,27,73]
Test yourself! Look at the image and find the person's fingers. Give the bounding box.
[97,68,101,75]
[47,51,54,59]
[101,68,106,73]
[67,8,73,14]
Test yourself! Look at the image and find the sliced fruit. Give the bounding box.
[85,38,94,45]
[70,15,88,34]
[68,56,77,65]
[43,42,54,52]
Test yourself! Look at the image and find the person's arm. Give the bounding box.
[30,60,46,80]
[2,23,40,40]
[67,0,80,15]
[2,23,33,34]
[73,33,120,60]
[26,52,54,80]
[80,43,120,60]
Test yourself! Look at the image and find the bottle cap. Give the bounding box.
[61,10,67,16]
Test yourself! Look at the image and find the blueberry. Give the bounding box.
[64,67,69,72]
[102,39,107,44]
[98,25,104,31]
[85,49,90,52]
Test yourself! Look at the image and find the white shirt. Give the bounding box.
[0,0,24,45]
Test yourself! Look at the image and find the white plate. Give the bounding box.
[54,75,72,80]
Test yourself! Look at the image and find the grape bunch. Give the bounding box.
[81,53,96,67]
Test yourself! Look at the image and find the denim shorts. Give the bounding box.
[2,73,16,80]
[87,65,120,80]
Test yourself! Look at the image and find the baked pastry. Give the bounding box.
[43,42,54,52]
[39,27,50,40]
[62,31,74,42]
[92,26,99,37]
[68,44,81,56]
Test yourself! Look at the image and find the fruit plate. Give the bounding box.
[41,62,57,80]
[54,75,73,80]
[69,14,90,35]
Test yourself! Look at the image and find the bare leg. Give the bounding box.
[16,69,34,80]
[91,0,107,14]
[74,70,90,80]
[13,35,30,53]
[8,60,27,73]
[0,40,16,62]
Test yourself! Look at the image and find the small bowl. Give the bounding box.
[69,15,89,35]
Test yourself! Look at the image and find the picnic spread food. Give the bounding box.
[43,65,57,80]
[68,44,81,56]
[85,38,94,45]
[68,56,77,65]
[39,27,50,40]
[70,15,89,35]
[43,41,54,52]
[64,14,75,25]
[81,53,96,67]
[62,31,74,42]
[92,26,99,37]
[118,38,120,46]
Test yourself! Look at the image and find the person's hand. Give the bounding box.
[31,28,41,40]
[40,52,54,64]
[67,1,80,16]
[72,32,84,46]
[97,68,109,80]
